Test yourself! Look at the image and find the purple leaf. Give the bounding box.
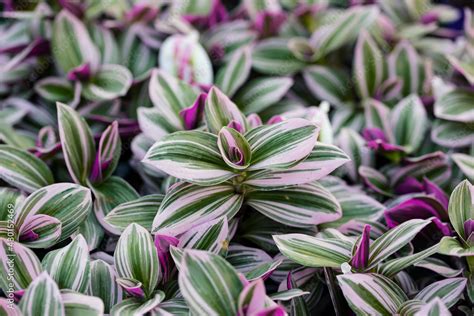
[351,225,371,270]
[67,62,92,81]
[154,234,179,283]
[254,10,287,38]
[179,93,207,130]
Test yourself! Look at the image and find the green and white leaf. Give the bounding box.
[114,223,159,298]
[19,272,65,316]
[273,234,353,268]
[57,102,96,185]
[0,145,53,193]
[152,182,243,236]
[337,273,407,316]
[143,131,235,186]
[414,278,467,308]
[368,219,430,268]
[42,235,90,293]
[246,182,342,227]
[178,250,243,315]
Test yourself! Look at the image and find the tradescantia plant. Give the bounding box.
[1,0,474,315]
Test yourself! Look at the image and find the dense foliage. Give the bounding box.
[0,0,473,315]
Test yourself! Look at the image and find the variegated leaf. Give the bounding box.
[390,95,427,154]
[226,244,272,275]
[89,259,122,313]
[434,89,474,123]
[337,273,408,316]
[0,145,53,193]
[16,183,92,243]
[368,219,430,268]
[388,41,424,96]
[452,153,474,181]
[413,297,451,316]
[152,182,243,236]
[42,234,90,293]
[92,176,139,235]
[246,182,342,227]
[137,107,177,142]
[0,239,42,291]
[19,272,65,316]
[252,38,306,75]
[82,64,133,101]
[215,46,252,97]
[337,128,374,182]
[159,33,213,85]
[377,243,439,277]
[414,258,463,278]
[205,86,248,134]
[0,298,21,316]
[148,69,198,131]
[61,290,104,316]
[90,121,121,183]
[57,102,96,185]
[235,77,293,114]
[52,10,100,74]
[273,234,353,268]
[244,142,350,189]
[303,66,351,107]
[143,131,235,186]
[178,249,243,315]
[354,31,384,99]
[75,212,104,251]
[245,118,319,170]
[114,223,159,298]
[438,236,474,257]
[431,119,474,149]
[448,180,473,241]
[110,292,165,316]
[105,194,163,232]
[17,214,62,248]
[310,6,379,60]
[178,217,229,254]
[414,278,467,308]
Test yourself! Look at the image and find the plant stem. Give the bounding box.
[323,267,345,316]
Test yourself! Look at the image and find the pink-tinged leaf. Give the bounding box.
[351,225,371,270]
[18,214,62,248]
[116,278,146,299]
[205,86,248,134]
[247,114,263,128]
[388,42,422,96]
[238,279,267,316]
[90,121,121,184]
[267,115,284,125]
[246,118,318,171]
[178,217,229,254]
[228,120,245,133]
[0,240,42,291]
[179,92,207,130]
[154,234,179,283]
[152,182,243,236]
[254,306,287,316]
[245,142,349,189]
[218,127,252,170]
[143,130,235,186]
